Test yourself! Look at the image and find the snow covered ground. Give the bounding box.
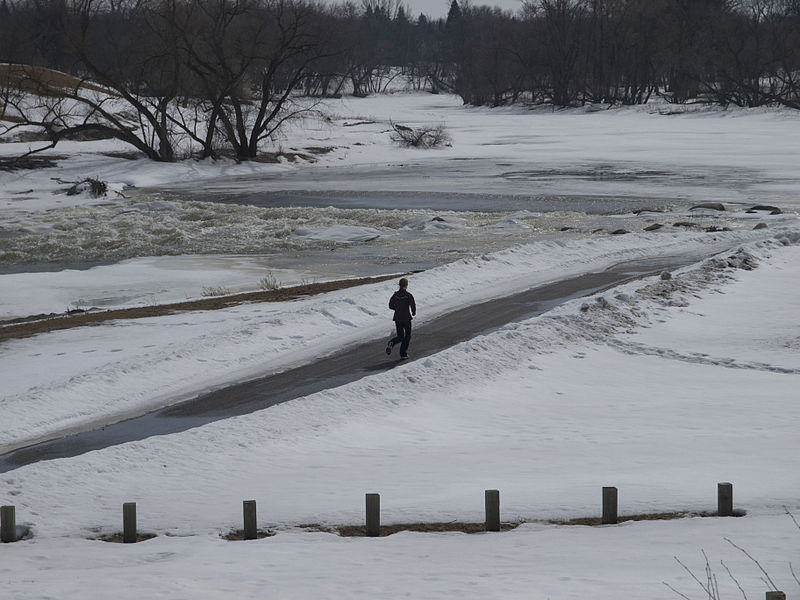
[2,233,798,600]
[1,94,799,599]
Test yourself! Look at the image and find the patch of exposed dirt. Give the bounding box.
[306,511,729,537]
[222,529,276,541]
[305,521,522,537]
[0,63,112,97]
[89,511,740,544]
[94,532,157,543]
[0,155,65,171]
[550,511,718,526]
[303,146,335,155]
[99,151,143,160]
[0,273,409,343]
[297,511,725,536]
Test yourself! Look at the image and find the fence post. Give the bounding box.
[485,489,500,532]
[1,505,16,543]
[123,502,137,543]
[365,493,380,537]
[718,482,733,516]
[765,592,786,600]
[243,500,257,540]
[602,487,618,525]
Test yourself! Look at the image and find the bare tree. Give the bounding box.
[190,0,331,160]
[581,0,662,105]
[765,2,800,108]
[528,0,588,107]
[705,0,791,107]
[1,0,334,162]
[1,0,185,161]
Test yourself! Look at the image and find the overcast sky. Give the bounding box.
[329,1,525,20]
[405,0,523,18]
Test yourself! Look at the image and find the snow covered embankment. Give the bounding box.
[0,227,795,453]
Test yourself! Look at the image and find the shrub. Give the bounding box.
[258,272,281,291]
[390,122,451,148]
[201,286,233,297]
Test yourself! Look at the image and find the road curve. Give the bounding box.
[0,255,697,472]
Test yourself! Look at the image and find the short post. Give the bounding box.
[718,482,733,516]
[243,500,257,540]
[122,502,137,544]
[602,487,618,525]
[1,505,16,543]
[365,493,380,537]
[485,489,500,532]
[766,592,786,600]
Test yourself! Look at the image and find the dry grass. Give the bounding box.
[0,63,111,98]
[0,112,25,123]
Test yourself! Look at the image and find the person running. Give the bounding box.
[386,277,416,359]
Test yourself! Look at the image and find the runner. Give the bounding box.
[386,277,416,359]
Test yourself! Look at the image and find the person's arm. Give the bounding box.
[411,294,416,317]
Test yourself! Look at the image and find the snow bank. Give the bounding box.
[1,226,791,452]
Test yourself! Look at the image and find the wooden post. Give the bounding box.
[1,505,15,543]
[243,500,257,540]
[718,482,733,516]
[765,592,786,600]
[602,487,618,525]
[485,489,500,532]
[123,502,137,543]
[365,493,380,537]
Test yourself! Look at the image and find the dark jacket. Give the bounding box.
[389,289,416,322]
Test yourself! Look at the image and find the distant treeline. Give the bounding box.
[2,0,800,160]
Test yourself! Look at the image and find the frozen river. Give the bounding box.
[3,94,800,317]
[2,155,794,319]
[155,154,779,211]
[134,155,793,290]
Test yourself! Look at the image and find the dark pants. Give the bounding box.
[391,320,412,356]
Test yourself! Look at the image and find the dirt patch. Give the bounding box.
[94,532,157,543]
[99,150,142,160]
[93,511,743,543]
[304,521,522,537]
[221,528,276,541]
[304,146,335,155]
[0,155,66,171]
[550,511,719,526]
[0,63,111,97]
[303,511,729,537]
[0,273,410,343]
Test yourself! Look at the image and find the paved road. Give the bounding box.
[0,255,694,472]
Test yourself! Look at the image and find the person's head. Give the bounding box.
[399,277,408,289]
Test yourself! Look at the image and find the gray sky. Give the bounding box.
[328,0,525,20]
[403,0,523,19]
